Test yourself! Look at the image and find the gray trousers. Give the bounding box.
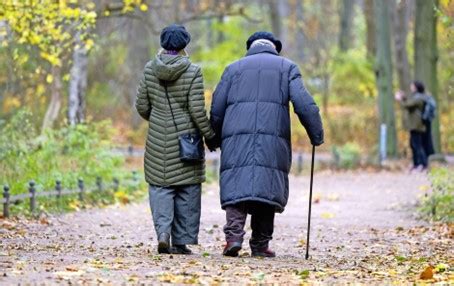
[149,184,201,245]
[224,201,275,250]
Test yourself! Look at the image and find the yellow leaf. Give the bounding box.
[419,185,430,192]
[114,191,130,204]
[68,200,79,211]
[4,97,21,110]
[139,4,148,11]
[321,212,335,219]
[85,38,94,50]
[36,84,46,96]
[46,74,54,84]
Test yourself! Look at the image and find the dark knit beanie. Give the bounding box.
[246,31,282,53]
[160,24,191,51]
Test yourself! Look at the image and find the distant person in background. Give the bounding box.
[135,24,216,255]
[210,31,324,258]
[395,80,434,171]
[417,82,436,158]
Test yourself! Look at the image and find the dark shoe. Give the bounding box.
[251,248,276,258]
[171,245,192,255]
[223,241,242,257]
[157,233,170,254]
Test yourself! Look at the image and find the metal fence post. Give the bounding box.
[132,171,138,183]
[213,158,219,180]
[379,123,387,164]
[113,178,119,192]
[96,177,103,192]
[3,185,10,218]
[78,178,84,201]
[29,181,36,214]
[297,153,303,174]
[56,180,62,208]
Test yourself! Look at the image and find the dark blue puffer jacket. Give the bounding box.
[210,45,324,212]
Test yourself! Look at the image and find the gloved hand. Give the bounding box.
[205,136,219,152]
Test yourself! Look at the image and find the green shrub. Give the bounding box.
[419,167,454,222]
[0,109,145,215]
[332,142,362,169]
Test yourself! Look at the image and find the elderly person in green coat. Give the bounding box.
[135,24,215,254]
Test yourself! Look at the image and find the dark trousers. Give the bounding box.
[224,201,275,250]
[422,120,435,157]
[148,184,201,245]
[410,131,428,168]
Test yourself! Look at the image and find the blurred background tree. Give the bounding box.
[1,0,453,157]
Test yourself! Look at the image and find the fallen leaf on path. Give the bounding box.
[54,270,85,277]
[65,266,79,272]
[297,238,306,248]
[435,263,449,273]
[321,212,335,219]
[419,185,430,192]
[420,266,434,280]
[326,194,340,201]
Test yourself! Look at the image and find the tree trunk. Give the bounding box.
[42,66,63,131]
[364,0,376,59]
[415,0,441,153]
[392,0,411,95]
[339,0,355,52]
[127,16,151,129]
[68,34,88,125]
[173,0,180,23]
[217,15,225,43]
[374,0,397,157]
[289,0,305,61]
[267,0,287,43]
[216,0,227,44]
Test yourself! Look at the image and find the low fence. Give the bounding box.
[1,152,327,218]
[115,146,330,174]
[1,171,141,218]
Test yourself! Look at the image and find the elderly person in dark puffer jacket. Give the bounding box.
[210,31,324,258]
[135,24,215,255]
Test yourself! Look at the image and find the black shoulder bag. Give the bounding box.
[162,82,204,163]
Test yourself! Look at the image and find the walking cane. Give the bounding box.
[305,145,316,260]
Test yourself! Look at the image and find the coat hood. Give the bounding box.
[151,53,191,81]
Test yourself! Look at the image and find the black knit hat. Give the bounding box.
[246,31,282,53]
[160,24,191,51]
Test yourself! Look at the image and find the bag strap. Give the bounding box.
[163,82,179,132]
[161,75,197,133]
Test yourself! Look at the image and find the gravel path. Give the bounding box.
[1,171,452,284]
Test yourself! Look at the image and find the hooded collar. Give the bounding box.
[246,44,279,57]
[150,52,191,81]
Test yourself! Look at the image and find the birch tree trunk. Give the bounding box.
[42,66,63,131]
[374,0,397,157]
[415,0,441,153]
[68,34,88,125]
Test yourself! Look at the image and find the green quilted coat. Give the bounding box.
[135,52,215,186]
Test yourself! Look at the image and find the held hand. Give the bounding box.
[205,137,218,152]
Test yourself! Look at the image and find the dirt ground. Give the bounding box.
[0,171,453,284]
